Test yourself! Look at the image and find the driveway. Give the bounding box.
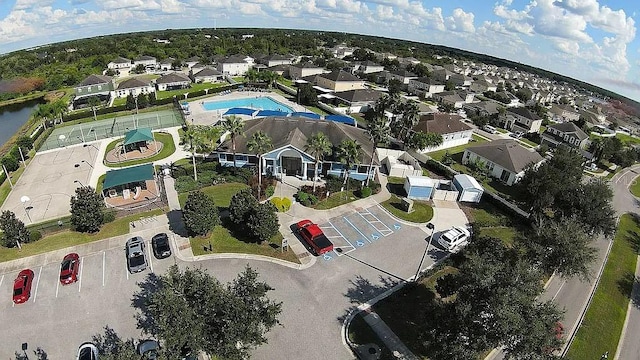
[0,202,467,359]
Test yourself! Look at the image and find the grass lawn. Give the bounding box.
[178,182,249,208]
[0,209,165,263]
[566,214,639,360]
[630,176,640,197]
[380,195,434,223]
[0,158,30,207]
[426,142,474,162]
[348,313,394,360]
[190,224,299,263]
[472,134,488,143]
[103,132,176,168]
[519,138,538,147]
[306,105,329,115]
[387,176,405,185]
[461,201,521,247]
[314,191,358,210]
[277,78,294,87]
[616,133,640,146]
[497,128,509,134]
[351,113,367,128]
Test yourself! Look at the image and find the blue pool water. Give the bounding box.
[202,97,294,112]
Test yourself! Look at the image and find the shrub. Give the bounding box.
[368,181,381,194]
[182,190,220,236]
[358,187,372,198]
[296,191,309,206]
[265,185,275,198]
[270,197,292,212]
[16,135,33,151]
[1,155,19,172]
[103,209,116,223]
[325,175,343,193]
[29,230,42,242]
[175,175,199,193]
[281,197,292,211]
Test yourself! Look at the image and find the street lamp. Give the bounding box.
[414,222,436,282]
[81,160,94,169]
[74,180,85,187]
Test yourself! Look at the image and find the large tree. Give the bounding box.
[92,326,139,360]
[365,115,390,186]
[247,130,273,200]
[337,139,362,190]
[181,125,208,182]
[247,202,280,243]
[70,186,105,233]
[0,211,30,248]
[304,132,332,192]
[182,190,220,236]
[222,115,245,171]
[87,96,101,122]
[134,265,282,359]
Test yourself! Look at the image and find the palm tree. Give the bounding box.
[337,139,362,193]
[182,125,207,181]
[397,101,420,144]
[365,116,390,186]
[87,96,101,122]
[305,132,332,192]
[247,131,273,200]
[201,125,224,154]
[222,115,245,171]
[244,68,259,83]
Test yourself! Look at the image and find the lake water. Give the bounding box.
[0,100,42,148]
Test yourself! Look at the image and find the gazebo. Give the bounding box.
[102,163,158,204]
[122,128,154,153]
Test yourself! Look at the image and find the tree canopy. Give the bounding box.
[70,186,105,233]
[182,190,220,236]
[0,210,30,248]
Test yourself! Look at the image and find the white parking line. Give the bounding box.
[328,221,356,256]
[0,274,4,289]
[344,216,372,244]
[126,261,129,280]
[55,275,60,298]
[78,257,84,292]
[359,209,394,236]
[147,241,154,273]
[32,266,42,303]
[102,252,106,287]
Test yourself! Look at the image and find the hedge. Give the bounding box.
[62,105,128,122]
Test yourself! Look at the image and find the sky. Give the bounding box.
[0,0,639,102]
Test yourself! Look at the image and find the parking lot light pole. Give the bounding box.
[414,222,435,283]
[74,180,85,187]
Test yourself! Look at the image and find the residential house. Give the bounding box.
[407,77,445,98]
[73,74,115,108]
[107,57,131,70]
[501,107,542,133]
[355,61,384,74]
[191,68,225,83]
[185,56,200,68]
[469,79,497,93]
[266,64,290,77]
[217,55,250,76]
[462,139,544,185]
[331,89,385,113]
[133,56,157,71]
[449,73,472,87]
[433,91,465,108]
[463,101,502,118]
[115,78,155,98]
[155,72,191,91]
[289,62,325,80]
[413,113,473,152]
[159,58,176,71]
[215,117,378,181]
[541,122,590,150]
[259,54,294,67]
[384,69,418,85]
[548,104,580,122]
[431,68,454,83]
[315,70,366,92]
[331,45,355,59]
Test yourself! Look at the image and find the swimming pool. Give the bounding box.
[202,97,294,112]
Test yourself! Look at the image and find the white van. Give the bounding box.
[483,125,498,134]
[437,226,471,253]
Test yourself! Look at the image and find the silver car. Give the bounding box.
[77,342,98,360]
[437,226,471,253]
[126,236,148,273]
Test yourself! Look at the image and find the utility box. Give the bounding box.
[401,197,414,213]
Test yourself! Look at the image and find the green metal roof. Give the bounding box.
[123,128,154,146]
[103,164,154,189]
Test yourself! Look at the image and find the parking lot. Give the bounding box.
[0,226,176,358]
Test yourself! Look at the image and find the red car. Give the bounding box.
[13,269,34,304]
[296,219,334,256]
[60,253,80,285]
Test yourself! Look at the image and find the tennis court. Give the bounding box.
[38,109,184,152]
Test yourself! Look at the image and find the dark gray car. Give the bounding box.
[126,236,148,273]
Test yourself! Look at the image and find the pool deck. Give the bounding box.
[185,90,308,126]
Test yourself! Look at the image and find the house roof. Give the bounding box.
[465,139,543,173]
[507,107,541,120]
[193,67,222,77]
[218,117,377,164]
[219,55,247,64]
[267,64,290,72]
[103,164,154,190]
[186,56,200,62]
[135,55,156,61]
[453,174,483,191]
[123,128,154,146]
[388,69,417,77]
[406,176,434,187]
[319,70,362,82]
[360,61,381,67]
[78,74,112,87]
[156,72,191,84]
[414,113,472,135]
[291,62,323,69]
[333,89,384,103]
[547,122,588,140]
[412,77,443,86]
[117,78,151,90]
[111,57,131,64]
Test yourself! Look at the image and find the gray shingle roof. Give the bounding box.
[111,57,131,64]
[291,62,323,69]
[156,72,191,84]
[465,139,543,173]
[507,107,541,120]
[78,74,112,87]
[333,89,384,103]
[193,68,222,77]
[319,70,362,82]
[218,117,377,164]
[414,113,472,135]
[546,122,588,141]
[117,78,151,90]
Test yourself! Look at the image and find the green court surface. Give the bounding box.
[38,109,184,152]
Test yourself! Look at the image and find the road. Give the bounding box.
[0,204,464,359]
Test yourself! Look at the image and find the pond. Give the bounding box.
[0,99,43,148]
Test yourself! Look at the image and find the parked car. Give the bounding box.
[509,131,525,139]
[483,124,498,134]
[77,342,99,360]
[138,339,160,359]
[295,219,334,255]
[126,236,148,273]
[13,269,34,304]
[151,233,172,259]
[437,226,471,253]
[60,253,80,285]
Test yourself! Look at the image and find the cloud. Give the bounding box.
[446,8,475,32]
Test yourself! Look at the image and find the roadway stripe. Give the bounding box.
[147,241,154,273]
[33,266,42,303]
[343,216,372,243]
[102,252,106,287]
[55,275,60,298]
[78,257,84,293]
[0,274,4,289]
